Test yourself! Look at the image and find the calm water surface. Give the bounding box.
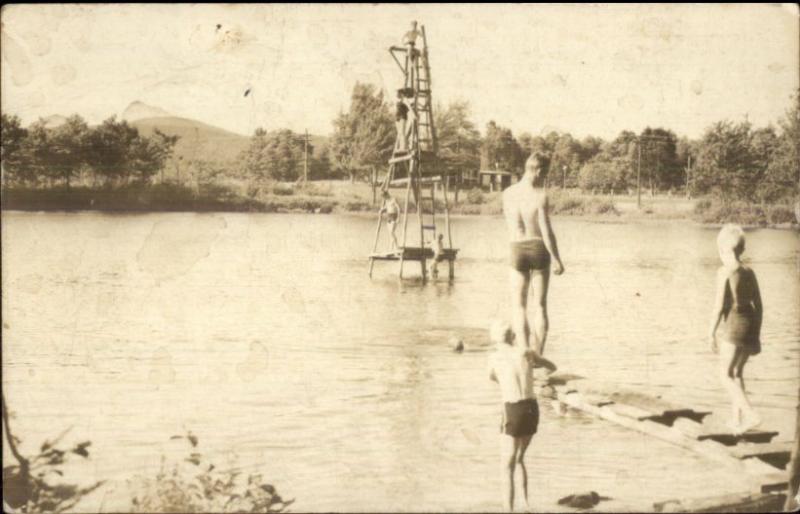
[2,212,798,512]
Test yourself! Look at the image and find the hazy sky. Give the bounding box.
[1,4,798,139]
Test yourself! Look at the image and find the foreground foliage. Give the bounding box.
[130,432,293,513]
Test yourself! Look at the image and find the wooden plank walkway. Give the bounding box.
[653,491,786,513]
[544,372,790,510]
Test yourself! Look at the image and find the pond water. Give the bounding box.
[2,212,798,512]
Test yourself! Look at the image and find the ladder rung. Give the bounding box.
[389,154,413,164]
[422,225,436,230]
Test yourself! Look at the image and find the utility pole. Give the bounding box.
[686,154,691,199]
[303,129,309,182]
[652,150,658,197]
[637,141,642,209]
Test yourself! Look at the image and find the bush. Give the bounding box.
[295,182,333,197]
[130,432,292,513]
[198,183,237,201]
[693,198,713,215]
[480,202,503,215]
[341,200,372,212]
[550,196,584,214]
[452,204,481,215]
[2,412,104,514]
[466,188,484,204]
[246,184,262,199]
[589,199,618,215]
[692,199,780,226]
[547,192,618,216]
[271,184,294,196]
[766,204,795,225]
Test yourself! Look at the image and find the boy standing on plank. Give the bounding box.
[488,320,556,511]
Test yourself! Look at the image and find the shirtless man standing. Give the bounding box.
[488,320,555,512]
[502,153,565,355]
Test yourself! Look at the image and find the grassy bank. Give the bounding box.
[2,182,797,228]
[0,183,368,215]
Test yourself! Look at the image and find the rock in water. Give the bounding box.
[557,491,601,509]
[451,337,464,353]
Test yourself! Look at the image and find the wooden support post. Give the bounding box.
[417,175,427,282]
[399,163,413,279]
[785,383,800,511]
[368,214,383,278]
[443,174,453,250]
[371,167,377,206]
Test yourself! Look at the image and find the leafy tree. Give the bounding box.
[606,130,638,161]
[0,114,29,185]
[578,155,631,194]
[267,129,305,182]
[517,132,604,188]
[550,134,582,188]
[85,116,139,184]
[578,136,604,164]
[481,121,522,172]
[21,121,55,186]
[240,128,307,182]
[330,83,394,182]
[517,131,560,160]
[639,127,680,193]
[693,121,758,200]
[309,146,333,180]
[240,128,270,180]
[128,130,178,184]
[761,91,799,202]
[434,101,481,178]
[48,115,90,187]
[576,131,638,194]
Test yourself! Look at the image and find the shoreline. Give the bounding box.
[3,205,797,231]
[2,185,797,230]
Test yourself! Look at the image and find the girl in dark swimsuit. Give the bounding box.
[709,224,763,434]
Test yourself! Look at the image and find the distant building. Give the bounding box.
[479,170,516,192]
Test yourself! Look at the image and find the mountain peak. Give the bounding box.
[121,101,172,122]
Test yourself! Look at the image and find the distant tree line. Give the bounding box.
[1,114,178,187]
[3,88,797,204]
[238,128,333,183]
[321,83,798,204]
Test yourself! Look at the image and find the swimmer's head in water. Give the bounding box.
[490,320,514,346]
[525,152,550,182]
[717,224,745,265]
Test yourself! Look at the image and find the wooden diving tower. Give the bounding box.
[368,21,458,281]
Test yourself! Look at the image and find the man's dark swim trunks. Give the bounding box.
[510,239,550,272]
[501,398,539,437]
